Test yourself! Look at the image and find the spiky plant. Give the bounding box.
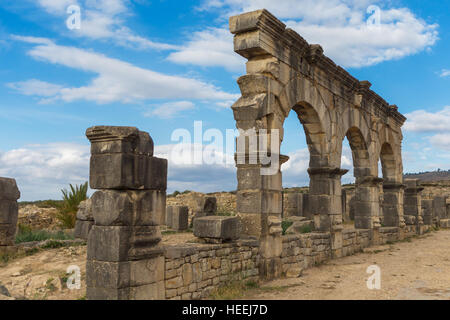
[56,182,88,229]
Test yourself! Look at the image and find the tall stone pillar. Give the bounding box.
[236,153,287,280]
[404,179,424,234]
[421,199,434,226]
[308,167,347,258]
[382,183,406,228]
[85,126,167,300]
[0,178,20,253]
[354,176,383,230]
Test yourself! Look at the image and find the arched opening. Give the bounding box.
[380,143,396,183]
[280,103,327,226]
[342,127,380,230]
[379,142,403,227]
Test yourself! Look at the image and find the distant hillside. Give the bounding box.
[404,170,450,182]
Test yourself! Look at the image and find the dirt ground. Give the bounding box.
[244,229,450,300]
[1,230,450,300]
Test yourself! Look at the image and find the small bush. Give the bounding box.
[216,205,235,217]
[41,240,67,249]
[168,190,180,198]
[56,182,88,229]
[298,224,312,234]
[281,220,293,235]
[15,225,73,244]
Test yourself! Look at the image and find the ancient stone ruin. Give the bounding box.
[78,10,450,300]
[2,9,450,301]
[0,178,20,253]
[230,9,406,278]
[85,126,167,300]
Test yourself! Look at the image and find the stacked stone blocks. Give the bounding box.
[86,126,167,300]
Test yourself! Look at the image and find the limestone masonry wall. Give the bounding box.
[163,240,259,300]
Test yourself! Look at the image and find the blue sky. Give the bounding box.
[0,0,449,201]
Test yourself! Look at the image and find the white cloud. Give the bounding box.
[9,36,238,105]
[429,134,450,151]
[186,0,438,69]
[7,79,63,98]
[281,145,355,187]
[404,106,450,132]
[35,0,178,50]
[0,143,90,201]
[440,69,450,77]
[1,139,359,200]
[167,27,245,72]
[145,101,196,119]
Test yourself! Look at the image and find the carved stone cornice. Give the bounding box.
[230,9,407,128]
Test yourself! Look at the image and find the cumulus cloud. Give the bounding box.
[179,0,438,69]
[145,101,196,119]
[429,134,450,151]
[35,0,178,50]
[281,145,354,187]
[0,143,90,201]
[1,139,358,200]
[440,69,450,77]
[167,27,245,72]
[403,106,450,132]
[8,36,238,105]
[155,143,237,193]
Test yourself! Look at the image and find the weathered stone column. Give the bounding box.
[0,178,20,253]
[354,176,383,230]
[235,153,286,280]
[433,196,447,225]
[421,198,434,226]
[85,126,167,300]
[308,167,347,258]
[382,183,406,228]
[404,179,424,234]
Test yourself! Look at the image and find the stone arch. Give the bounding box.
[283,101,330,169]
[380,142,397,183]
[230,9,407,278]
[341,125,382,230]
[379,141,405,227]
[277,76,333,170]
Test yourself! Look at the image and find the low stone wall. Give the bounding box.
[163,239,259,300]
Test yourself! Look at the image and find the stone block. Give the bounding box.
[89,154,167,191]
[74,220,94,240]
[203,197,217,215]
[167,206,189,231]
[87,225,161,262]
[76,199,93,221]
[403,215,416,226]
[0,200,18,225]
[433,196,447,219]
[165,206,173,227]
[194,216,241,241]
[87,256,164,288]
[0,224,16,246]
[440,219,450,228]
[91,190,165,226]
[237,190,282,214]
[0,178,20,201]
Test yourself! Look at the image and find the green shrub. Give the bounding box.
[281,220,293,235]
[56,182,88,229]
[15,224,74,244]
[298,224,312,234]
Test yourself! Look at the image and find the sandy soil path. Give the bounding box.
[243,230,450,300]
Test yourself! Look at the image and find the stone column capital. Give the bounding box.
[307,167,349,178]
